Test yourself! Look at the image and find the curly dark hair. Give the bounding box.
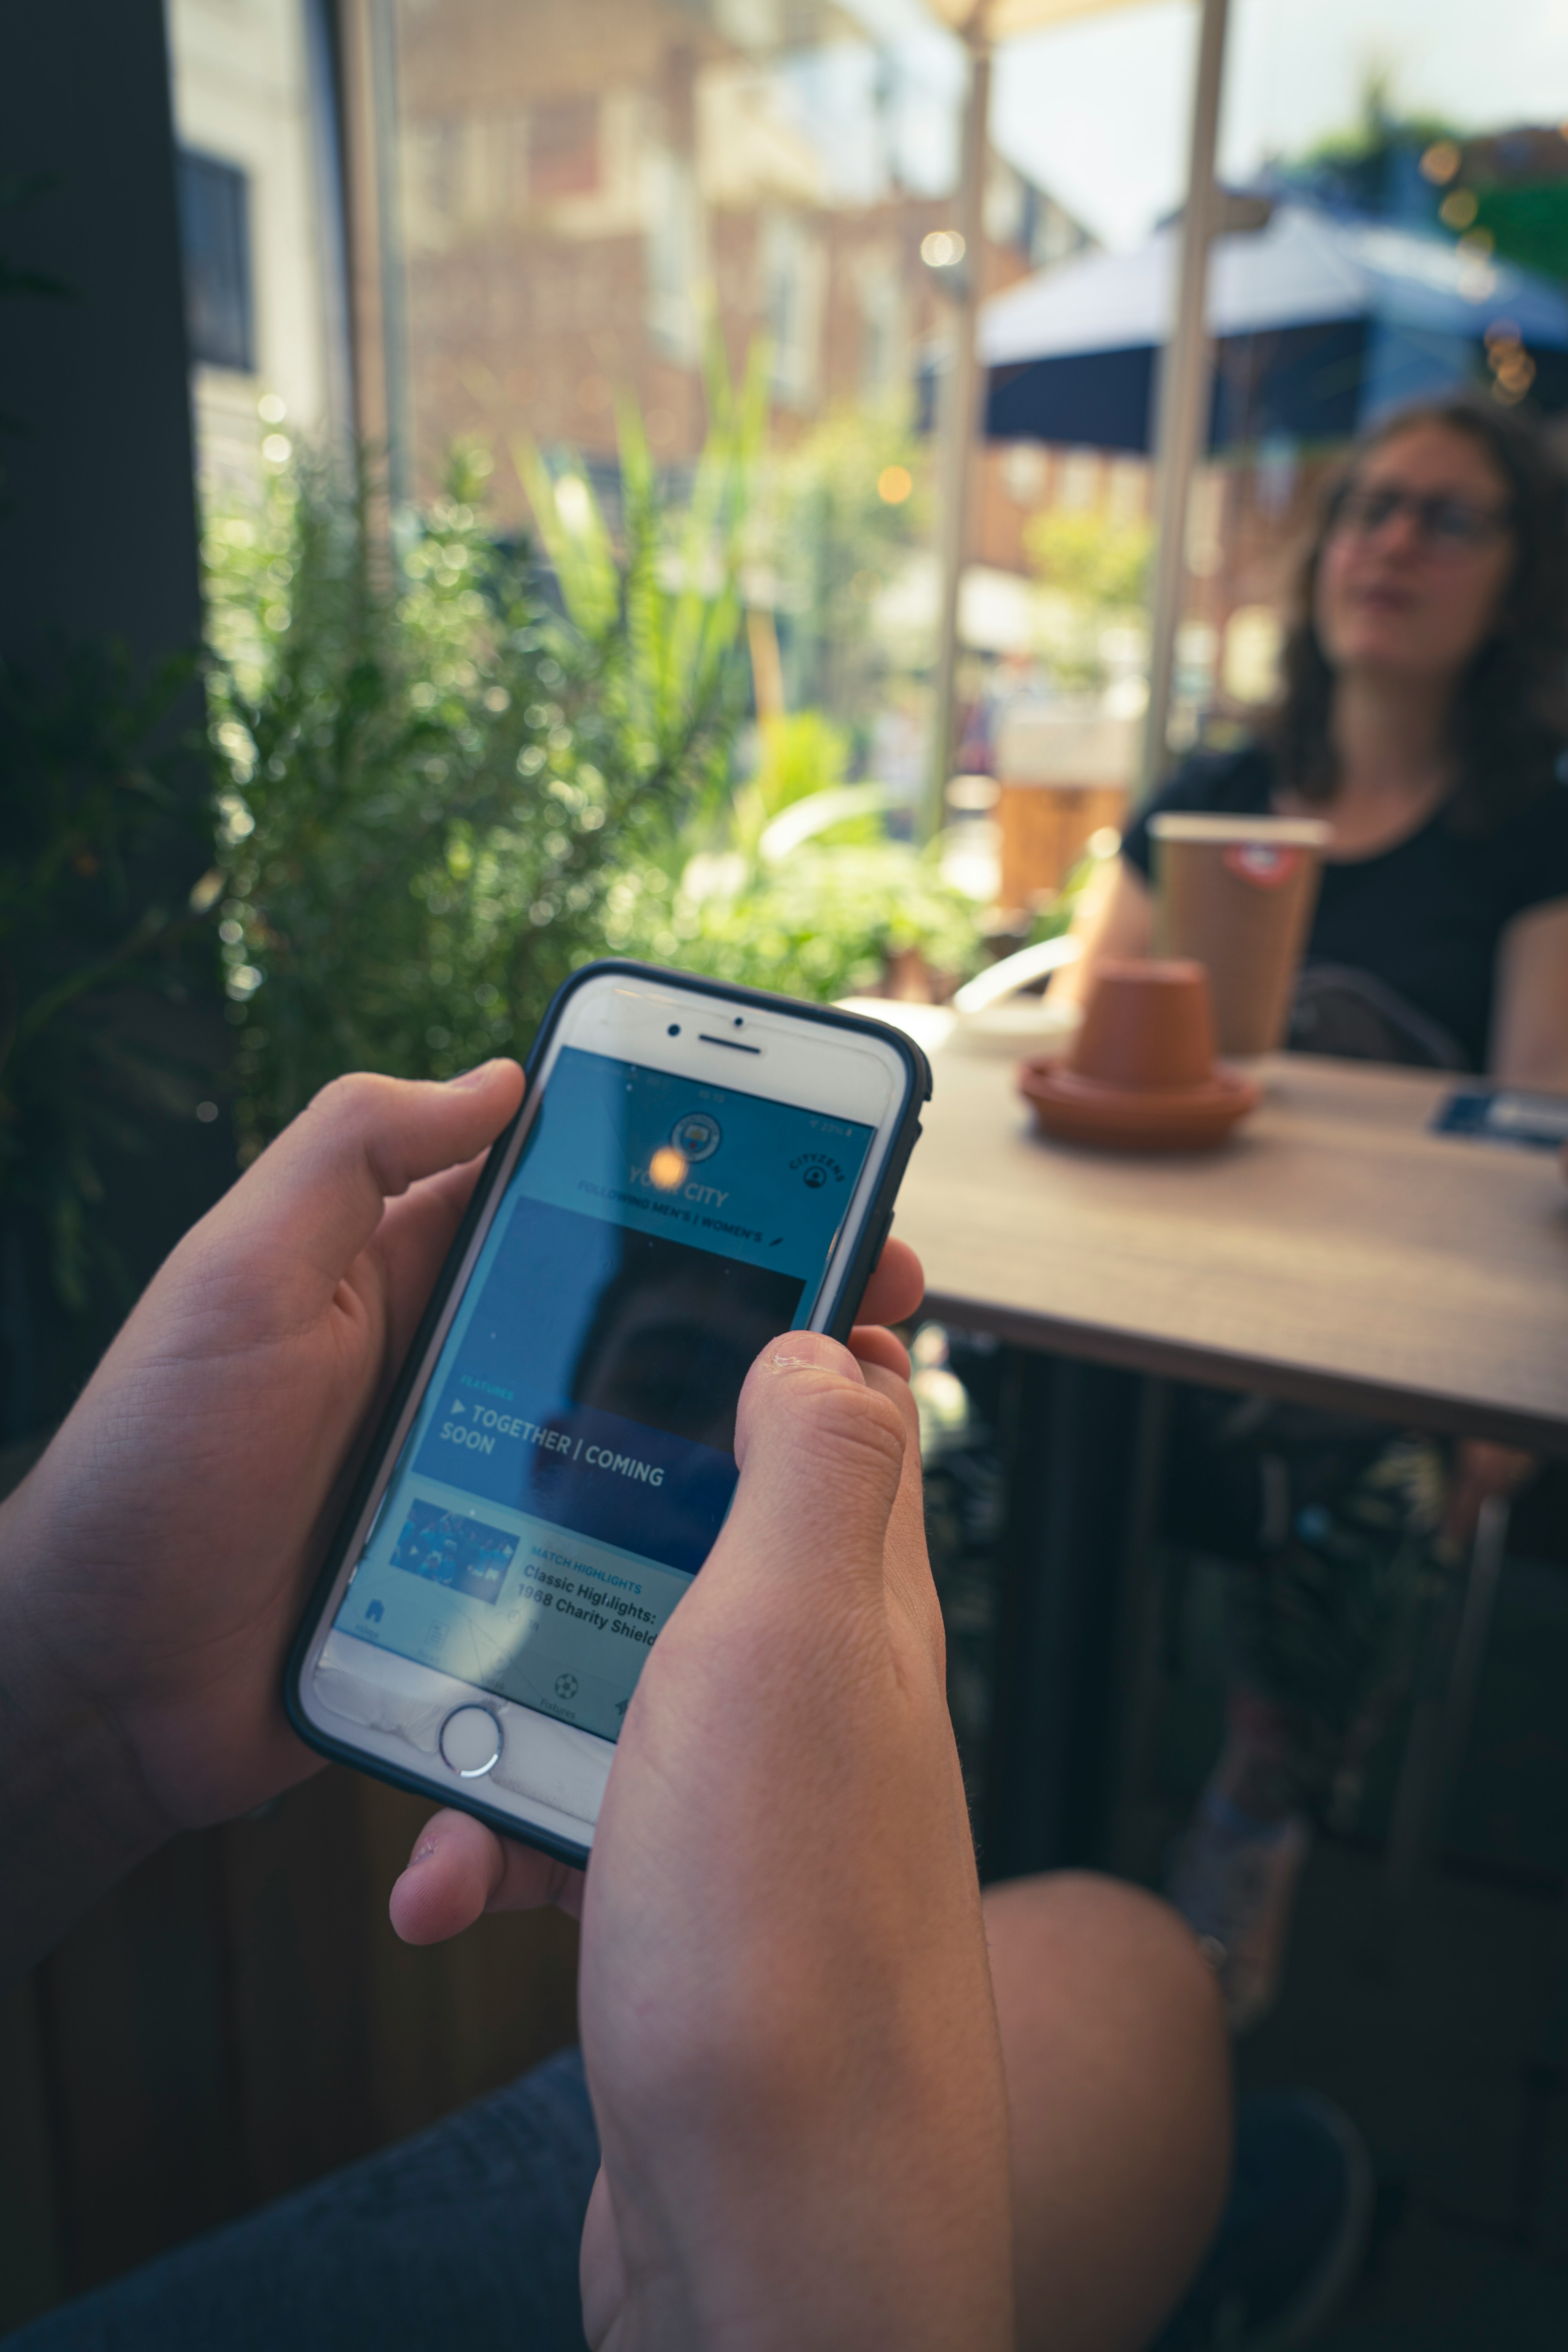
[1270,396,1568,836]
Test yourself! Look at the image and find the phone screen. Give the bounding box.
[327,1047,876,1743]
[1432,1086,1568,1150]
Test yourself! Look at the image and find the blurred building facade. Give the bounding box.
[163,0,1102,775]
[167,0,351,495]
[387,0,1090,521]
[160,4,1568,792]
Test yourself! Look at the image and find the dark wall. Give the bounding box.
[1,0,234,1440]
[0,0,201,670]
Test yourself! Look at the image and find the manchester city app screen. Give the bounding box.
[327,1050,875,1742]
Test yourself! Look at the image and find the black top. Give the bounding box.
[1121,745,1568,1071]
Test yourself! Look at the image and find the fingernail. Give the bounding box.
[767,1348,861,1381]
[445,1061,498,1090]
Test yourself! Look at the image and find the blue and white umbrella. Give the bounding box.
[982,199,1568,453]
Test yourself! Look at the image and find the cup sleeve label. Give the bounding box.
[1222,842,1305,889]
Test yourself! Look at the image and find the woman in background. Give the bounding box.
[1060,395,1568,2027]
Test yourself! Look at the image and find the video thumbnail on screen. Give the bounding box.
[388,1498,518,1606]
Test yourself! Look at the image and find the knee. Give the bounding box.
[986,1869,1225,2041]
[984,1869,1231,2188]
[985,1875,1232,2352]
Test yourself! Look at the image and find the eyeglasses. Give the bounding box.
[1331,483,1514,556]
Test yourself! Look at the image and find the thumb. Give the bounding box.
[701,1330,909,1624]
[608,1331,914,1854]
[189,1062,526,1304]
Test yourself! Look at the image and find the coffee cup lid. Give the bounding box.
[1148,813,1330,847]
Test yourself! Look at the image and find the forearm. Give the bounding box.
[0,1485,168,1976]
[591,2012,1014,2352]
[1053,858,1154,1009]
[584,1875,1014,2352]
[1490,902,1568,1089]
[1493,1040,1568,1091]
[573,1347,1014,2352]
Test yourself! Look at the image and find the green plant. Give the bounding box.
[512,341,762,822]
[1296,71,1456,175]
[1466,184,1568,288]
[725,712,885,859]
[1025,508,1152,613]
[750,709,850,812]
[205,426,751,1151]
[611,833,983,1005]
[1024,506,1153,694]
[758,405,929,745]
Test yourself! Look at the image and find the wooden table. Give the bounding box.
[885,1036,1568,1878]
[897,1045,1568,1458]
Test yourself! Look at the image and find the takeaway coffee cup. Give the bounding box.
[1149,813,1331,1058]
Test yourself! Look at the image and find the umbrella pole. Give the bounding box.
[926,27,991,844]
[1140,0,1231,796]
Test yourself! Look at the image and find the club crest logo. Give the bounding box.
[1223,843,1303,890]
[670,1111,721,1162]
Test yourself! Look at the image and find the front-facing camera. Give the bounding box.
[667,1022,681,1036]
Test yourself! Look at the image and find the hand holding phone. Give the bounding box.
[396,1324,1009,2352]
[582,1329,1011,2349]
[0,1030,1015,2347]
[387,1234,926,1938]
[0,1062,526,1971]
[287,964,930,1865]
[0,1036,924,1974]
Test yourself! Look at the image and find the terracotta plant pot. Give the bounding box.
[1070,959,1216,1091]
[1018,958,1260,1153]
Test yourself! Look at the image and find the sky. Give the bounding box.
[844,0,1568,250]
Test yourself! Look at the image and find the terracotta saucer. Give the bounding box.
[1018,1057,1260,1153]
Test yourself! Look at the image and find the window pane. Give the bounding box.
[377,0,1075,784]
[178,151,255,373]
[167,0,350,496]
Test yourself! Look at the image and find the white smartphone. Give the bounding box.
[285,960,930,1865]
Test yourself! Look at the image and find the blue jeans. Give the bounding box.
[6,2047,599,2351]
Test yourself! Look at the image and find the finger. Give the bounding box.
[848,1323,911,1379]
[373,1152,494,1365]
[579,2168,624,2351]
[713,1330,908,1620]
[859,1359,945,1666]
[857,1236,924,1330]
[388,1806,583,1944]
[194,1063,526,1312]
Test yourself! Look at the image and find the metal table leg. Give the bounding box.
[1385,1492,1512,1912]
[979,1349,1169,1884]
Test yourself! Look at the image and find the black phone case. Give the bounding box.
[283,958,932,1866]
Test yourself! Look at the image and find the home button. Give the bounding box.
[439,1705,504,1779]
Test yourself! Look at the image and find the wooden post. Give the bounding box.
[1139,0,1232,795]
[336,0,411,501]
[926,31,992,842]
